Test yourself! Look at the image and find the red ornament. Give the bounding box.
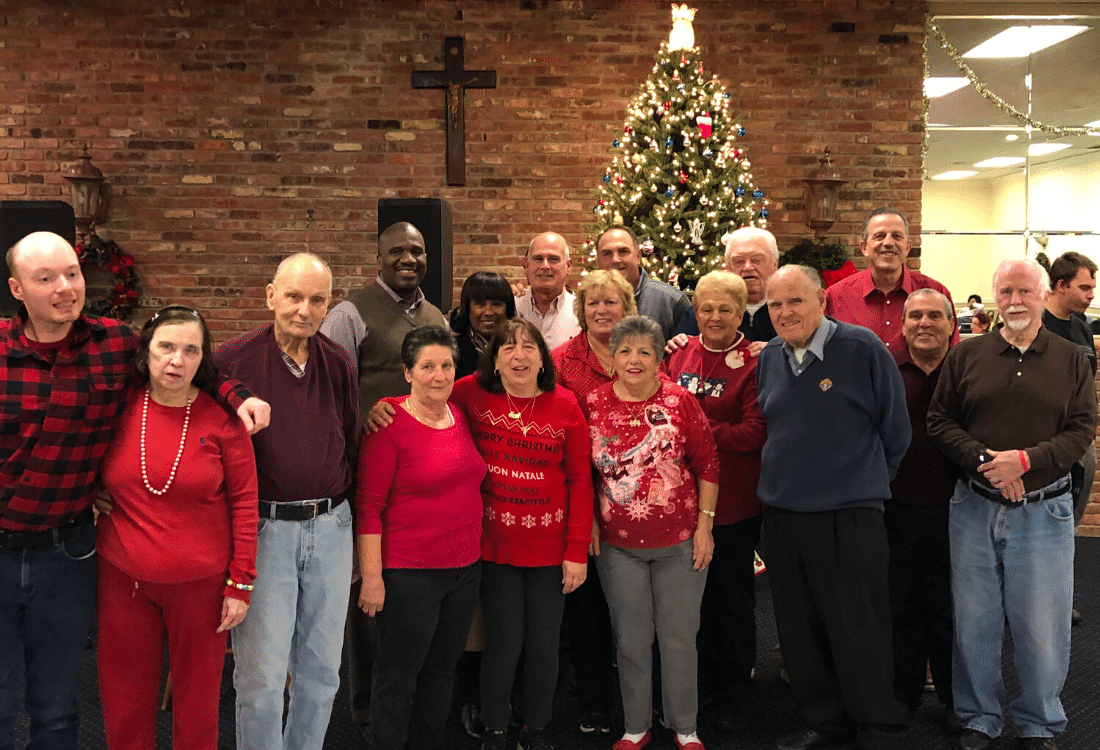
[625,125,632,134]
[696,112,712,139]
[679,172,688,184]
[680,57,688,66]
[672,70,679,80]
[663,102,671,111]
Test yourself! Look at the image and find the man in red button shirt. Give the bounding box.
[825,207,959,356]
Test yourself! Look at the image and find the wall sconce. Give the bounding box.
[63,146,106,243]
[803,148,847,241]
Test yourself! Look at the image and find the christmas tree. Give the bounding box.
[585,4,767,291]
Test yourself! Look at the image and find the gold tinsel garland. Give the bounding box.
[926,15,1100,138]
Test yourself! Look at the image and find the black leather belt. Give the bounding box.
[259,496,345,521]
[967,477,1071,506]
[0,508,94,551]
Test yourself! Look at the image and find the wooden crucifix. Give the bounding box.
[411,37,497,186]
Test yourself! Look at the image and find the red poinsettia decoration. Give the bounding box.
[76,234,140,320]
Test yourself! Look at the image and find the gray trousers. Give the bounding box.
[596,540,707,735]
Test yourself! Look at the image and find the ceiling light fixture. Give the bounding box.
[932,170,979,180]
[924,77,969,98]
[974,156,1026,168]
[1027,142,1072,156]
[962,25,1089,59]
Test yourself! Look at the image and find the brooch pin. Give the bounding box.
[819,378,833,392]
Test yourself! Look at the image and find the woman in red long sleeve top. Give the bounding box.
[660,271,767,733]
[355,325,486,750]
[96,306,258,750]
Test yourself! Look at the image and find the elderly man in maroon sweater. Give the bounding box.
[216,253,361,750]
[886,288,959,732]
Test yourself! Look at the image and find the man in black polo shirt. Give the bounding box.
[1043,251,1097,526]
[928,258,1096,750]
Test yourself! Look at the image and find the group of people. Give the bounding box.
[0,204,1094,750]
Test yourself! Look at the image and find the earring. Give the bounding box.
[494,368,499,376]
[539,366,544,374]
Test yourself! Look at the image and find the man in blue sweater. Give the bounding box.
[756,265,912,750]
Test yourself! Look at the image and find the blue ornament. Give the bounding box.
[738,127,746,136]
[734,186,746,197]
[760,208,769,218]
[603,174,611,182]
[613,139,620,147]
[665,188,674,197]
[703,148,713,157]
[724,93,731,99]
[752,189,764,199]
[665,137,674,148]
[593,206,600,213]
[678,84,685,93]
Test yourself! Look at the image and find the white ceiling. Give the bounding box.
[925,12,1100,180]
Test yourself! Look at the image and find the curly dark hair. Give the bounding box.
[475,318,557,394]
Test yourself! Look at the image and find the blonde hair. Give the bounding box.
[694,270,748,318]
[573,270,637,332]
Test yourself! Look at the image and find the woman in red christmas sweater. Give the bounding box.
[96,306,258,750]
[588,315,720,750]
[371,318,592,750]
[660,271,767,734]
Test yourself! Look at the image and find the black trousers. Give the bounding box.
[561,554,614,714]
[764,506,907,745]
[883,503,953,711]
[346,580,376,729]
[479,562,565,731]
[698,515,763,699]
[371,563,481,750]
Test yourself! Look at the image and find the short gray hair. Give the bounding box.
[609,315,666,364]
[904,288,953,318]
[992,258,1049,297]
[724,226,779,265]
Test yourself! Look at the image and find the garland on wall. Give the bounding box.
[926,15,1100,138]
[75,234,140,321]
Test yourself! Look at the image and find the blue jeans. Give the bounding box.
[232,500,353,750]
[0,520,96,750]
[949,479,1074,739]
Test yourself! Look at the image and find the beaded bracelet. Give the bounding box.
[226,578,255,592]
[699,509,716,518]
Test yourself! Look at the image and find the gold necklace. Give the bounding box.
[505,392,536,435]
[406,397,453,429]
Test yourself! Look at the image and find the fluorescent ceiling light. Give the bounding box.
[963,25,1089,59]
[974,156,1026,168]
[932,170,979,180]
[1005,134,1019,141]
[925,77,969,98]
[1028,142,1071,156]
[1087,119,1100,135]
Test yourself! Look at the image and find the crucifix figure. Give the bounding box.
[411,37,497,186]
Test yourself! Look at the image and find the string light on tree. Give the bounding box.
[583,4,766,290]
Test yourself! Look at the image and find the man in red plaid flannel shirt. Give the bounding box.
[0,231,269,750]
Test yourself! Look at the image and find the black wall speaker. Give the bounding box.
[377,198,453,312]
[0,201,76,317]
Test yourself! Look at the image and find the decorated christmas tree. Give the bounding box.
[584,4,767,291]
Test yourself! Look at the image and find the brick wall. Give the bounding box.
[0,0,926,332]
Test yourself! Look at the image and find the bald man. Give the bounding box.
[0,232,266,750]
[320,221,447,739]
[216,254,361,750]
[514,232,580,350]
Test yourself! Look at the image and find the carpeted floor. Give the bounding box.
[17,535,1100,750]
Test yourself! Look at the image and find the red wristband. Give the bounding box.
[1018,450,1029,472]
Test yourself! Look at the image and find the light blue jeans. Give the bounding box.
[949,478,1074,739]
[232,500,353,750]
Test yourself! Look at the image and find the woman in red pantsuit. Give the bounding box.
[96,306,258,750]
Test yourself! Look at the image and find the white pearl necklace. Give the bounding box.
[141,388,192,496]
